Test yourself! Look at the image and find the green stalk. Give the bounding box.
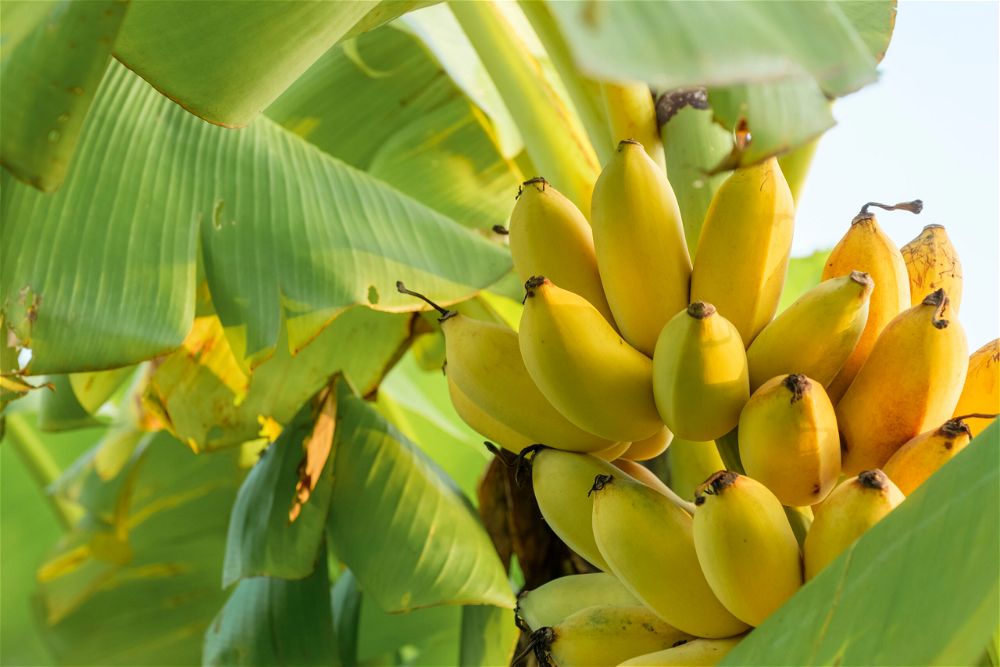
[517,0,613,165]
[451,1,600,216]
[714,427,745,475]
[4,412,83,530]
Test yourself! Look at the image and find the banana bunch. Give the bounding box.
[398,139,997,667]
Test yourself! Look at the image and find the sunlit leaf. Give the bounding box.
[1,61,509,374]
[68,366,135,414]
[723,421,1000,666]
[327,383,515,612]
[460,603,518,667]
[203,552,338,667]
[777,250,832,313]
[0,0,126,191]
[840,1,898,64]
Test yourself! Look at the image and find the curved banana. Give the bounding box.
[901,224,963,313]
[653,302,750,441]
[667,438,724,503]
[594,441,633,462]
[532,448,619,571]
[516,573,640,632]
[623,425,673,461]
[822,201,919,401]
[447,377,533,454]
[601,82,665,171]
[520,277,662,442]
[508,177,615,323]
[619,637,744,666]
[693,472,802,627]
[883,417,975,495]
[952,338,999,437]
[837,289,968,475]
[590,473,749,638]
[524,605,691,667]
[397,283,614,453]
[590,139,691,355]
[612,458,696,514]
[804,469,904,580]
[746,272,873,391]
[690,157,795,346]
[738,374,841,506]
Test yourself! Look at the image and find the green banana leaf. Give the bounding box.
[460,603,518,667]
[265,23,518,233]
[35,432,243,666]
[326,383,515,612]
[723,420,1000,666]
[222,404,334,586]
[0,0,126,192]
[1,60,510,374]
[68,365,135,414]
[38,374,105,431]
[113,1,437,128]
[203,552,338,667]
[777,250,832,313]
[147,306,411,452]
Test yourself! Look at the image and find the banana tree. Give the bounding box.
[1,1,996,666]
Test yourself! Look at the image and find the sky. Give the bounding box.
[793,1,999,351]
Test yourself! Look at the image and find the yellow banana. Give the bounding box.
[397,283,614,453]
[952,338,999,437]
[738,374,840,507]
[883,416,980,495]
[653,302,749,441]
[531,448,619,571]
[447,377,533,454]
[520,277,662,442]
[595,441,633,462]
[619,637,744,666]
[590,473,749,638]
[822,201,919,401]
[693,472,802,627]
[803,469,904,580]
[837,289,968,475]
[516,573,640,632]
[508,178,615,323]
[690,157,795,346]
[746,272,873,391]
[623,425,673,461]
[601,81,666,171]
[590,139,691,355]
[901,223,963,313]
[667,439,724,503]
[523,605,691,667]
[612,458,696,514]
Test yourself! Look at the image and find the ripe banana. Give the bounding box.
[822,201,919,401]
[601,81,665,171]
[590,139,691,355]
[837,289,968,475]
[397,283,614,453]
[619,637,744,666]
[746,272,873,391]
[952,338,999,437]
[667,438,724,503]
[594,441,634,462]
[520,277,662,442]
[653,302,750,441]
[508,178,615,323]
[516,573,640,632]
[447,376,532,454]
[693,472,802,626]
[612,458,696,514]
[531,448,618,571]
[689,156,795,346]
[523,605,691,667]
[590,473,749,638]
[623,425,673,461]
[883,417,977,495]
[901,223,963,313]
[803,469,904,580]
[738,374,840,506]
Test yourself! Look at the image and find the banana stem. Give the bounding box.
[517,0,613,165]
[450,1,600,216]
[3,412,83,530]
[854,199,923,221]
[714,428,745,475]
[395,281,453,320]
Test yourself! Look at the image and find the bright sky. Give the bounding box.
[794,1,1000,351]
